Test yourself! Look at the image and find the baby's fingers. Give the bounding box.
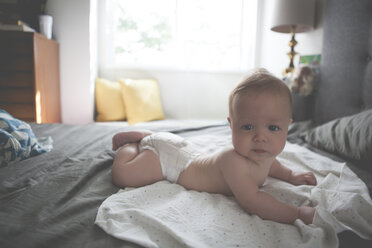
[304,173,317,185]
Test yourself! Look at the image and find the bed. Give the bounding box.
[1,0,372,247]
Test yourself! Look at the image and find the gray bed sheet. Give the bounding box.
[0,121,228,248]
[287,121,372,197]
[0,121,371,248]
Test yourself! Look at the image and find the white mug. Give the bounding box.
[39,15,53,39]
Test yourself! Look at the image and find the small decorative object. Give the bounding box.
[290,64,314,96]
[39,14,53,39]
[299,54,321,67]
[269,0,315,76]
[288,53,321,96]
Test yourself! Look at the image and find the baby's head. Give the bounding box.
[228,68,292,121]
[228,68,293,160]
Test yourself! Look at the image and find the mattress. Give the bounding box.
[0,120,371,248]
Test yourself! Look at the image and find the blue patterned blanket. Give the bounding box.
[0,110,51,166]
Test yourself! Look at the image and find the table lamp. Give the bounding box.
[270,0,315,76]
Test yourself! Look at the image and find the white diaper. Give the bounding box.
[138,132,200,183]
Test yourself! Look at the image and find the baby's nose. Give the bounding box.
[253,130,267,142]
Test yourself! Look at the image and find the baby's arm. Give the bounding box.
[221,157,314,224]
[269,159,317,186]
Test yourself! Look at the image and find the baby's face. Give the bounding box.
[228,91,292,163]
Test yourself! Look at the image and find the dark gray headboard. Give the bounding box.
[314,0,372,124]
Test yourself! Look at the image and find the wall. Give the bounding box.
[46,0,97,124]
[100,68,245,120]
[46,0,324,123]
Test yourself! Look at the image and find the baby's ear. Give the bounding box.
[227,117,232,127]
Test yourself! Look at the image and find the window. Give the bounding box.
[99,0,257,72]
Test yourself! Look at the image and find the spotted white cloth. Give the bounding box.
[96,135,372,248]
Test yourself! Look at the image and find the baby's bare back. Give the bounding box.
[176,149,231,194]
[177,147,270,195]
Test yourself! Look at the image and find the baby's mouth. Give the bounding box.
[252,149,266,154]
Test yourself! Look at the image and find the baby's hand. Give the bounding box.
[289,171,317,186]
[298,206,316,225]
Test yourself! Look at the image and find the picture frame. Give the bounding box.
[299,54,321,66]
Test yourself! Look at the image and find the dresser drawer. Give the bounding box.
[0,103,35,122]
[0,31,33,56]
[0,32,34,71]
[0,87,34,103]
[0,56,34,72]
[0,71,34,87]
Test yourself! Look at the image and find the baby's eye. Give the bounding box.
[268,125,280,131]
[242,124,254,131]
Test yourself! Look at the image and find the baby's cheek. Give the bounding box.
[274,139,287,154]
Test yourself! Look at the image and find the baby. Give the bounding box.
[111,68,317,225]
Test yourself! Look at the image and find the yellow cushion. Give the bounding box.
[119,78,165,125]
[95,78,126,121]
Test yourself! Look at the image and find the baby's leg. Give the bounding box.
[112,130,152,151]
[112,143,163,188]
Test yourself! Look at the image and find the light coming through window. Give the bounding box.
[99,0,257,72]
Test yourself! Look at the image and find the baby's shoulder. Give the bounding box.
[217,146,239,158]
[214,148,254,179]
[216,147,251,167]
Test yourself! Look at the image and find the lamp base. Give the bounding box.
[282,26,298,77]
[283,67,294,76]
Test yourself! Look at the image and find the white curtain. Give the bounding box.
[98,0,258,73]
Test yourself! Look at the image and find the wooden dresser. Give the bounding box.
[0,31,61,123]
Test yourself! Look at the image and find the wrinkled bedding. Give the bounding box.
[96,135,372,248]
[0,120,371,248]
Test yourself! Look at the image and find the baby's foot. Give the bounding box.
[298,206,315,225]
[112,131,151,150]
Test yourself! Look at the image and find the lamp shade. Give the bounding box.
[270,0,315,33]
